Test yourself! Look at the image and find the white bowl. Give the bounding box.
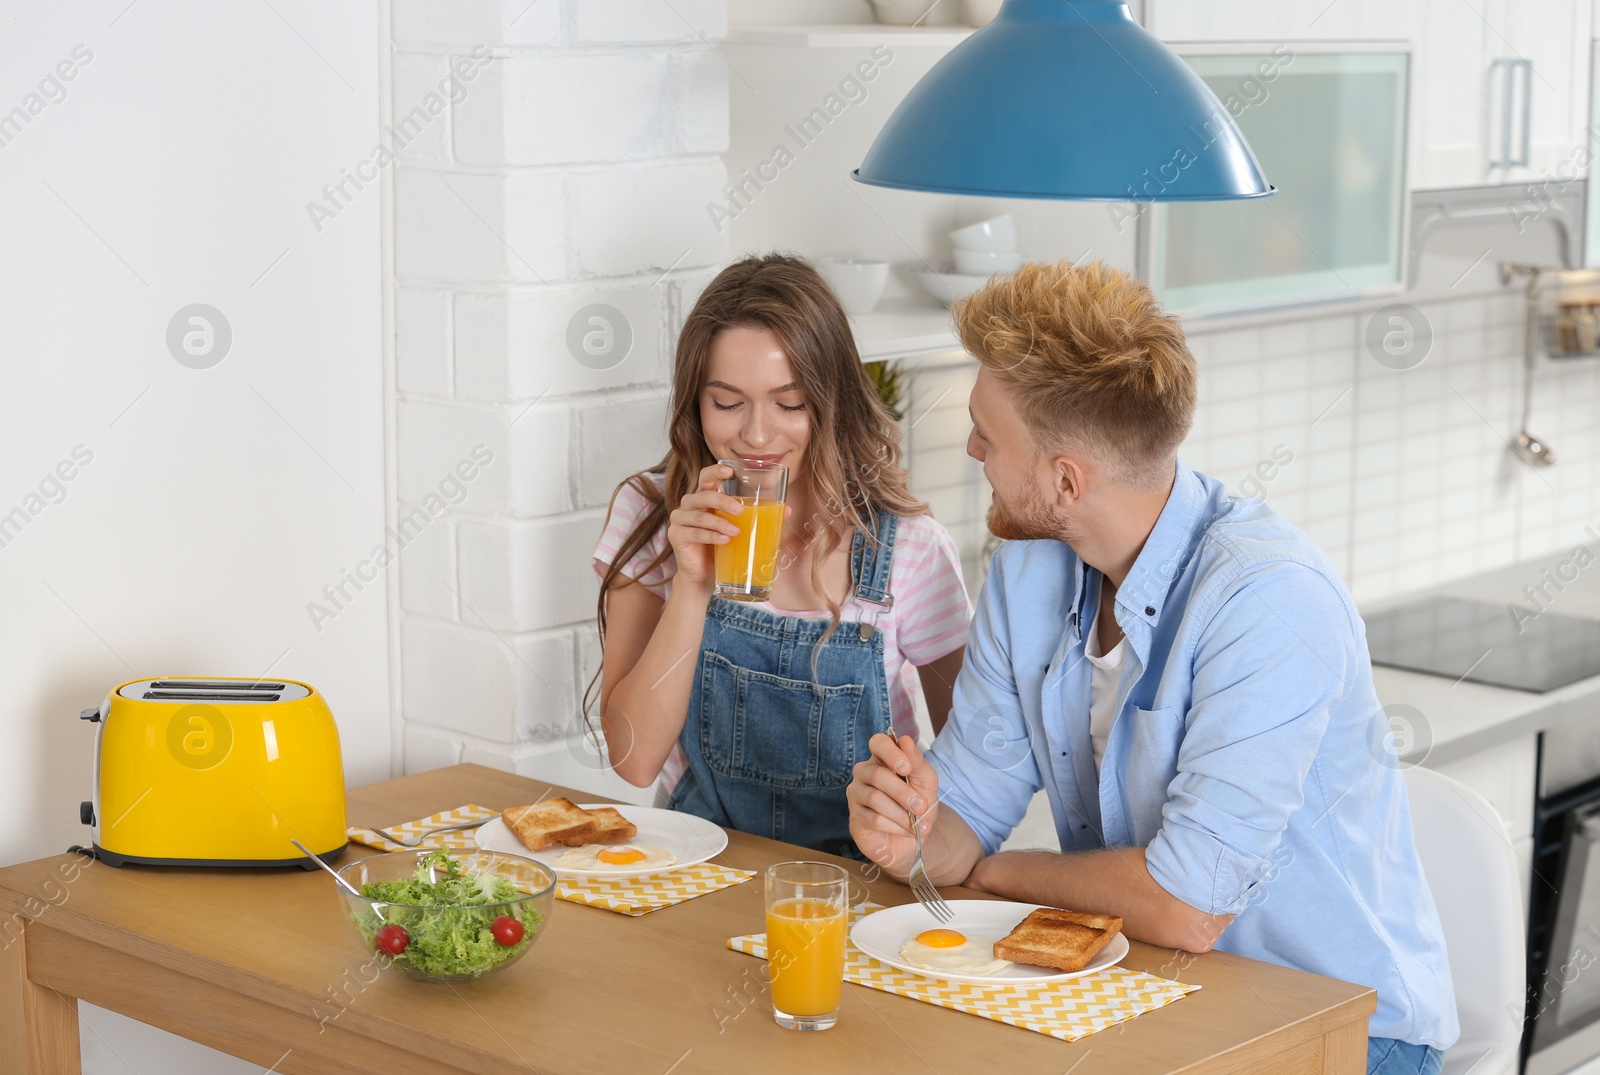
[953,248,1023,275]
[913,263,995,306]
[819,257,889,315]
[950,213,1020,252]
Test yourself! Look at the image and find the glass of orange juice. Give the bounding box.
[764,861,848,1031]
[714,459,787,603]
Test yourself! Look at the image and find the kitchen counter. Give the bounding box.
[1366,545,1600,767]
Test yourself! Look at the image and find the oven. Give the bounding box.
[1525,715,1600,1075]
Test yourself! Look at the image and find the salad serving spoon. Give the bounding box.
[291,838,362,897]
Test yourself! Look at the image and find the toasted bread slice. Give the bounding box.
[556,806,638,846]
[501,797,599,850]
[992,907,1124,973]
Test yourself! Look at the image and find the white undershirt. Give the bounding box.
[1083,621,1130,775]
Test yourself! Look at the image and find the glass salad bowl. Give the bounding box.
[337,847,555,983]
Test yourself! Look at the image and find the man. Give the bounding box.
[847,261,1458,1074]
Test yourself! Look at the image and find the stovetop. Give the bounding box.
[1364,596,1600,693]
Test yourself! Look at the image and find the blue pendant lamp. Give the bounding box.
[854,0,1274,201]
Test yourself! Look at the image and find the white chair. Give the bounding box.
[1404,765,1526,1075]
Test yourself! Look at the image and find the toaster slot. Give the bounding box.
[117,678,310,704]
[143,690,283,701]
[150,680,287,691]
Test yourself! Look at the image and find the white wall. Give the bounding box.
[0,2,389,1071]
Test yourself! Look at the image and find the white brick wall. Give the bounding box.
[457,513,603,631]
[454,54,672,166]
[567,162,729,276]
[395,169,565,285]
[574,392,670,507]
[390,54,454,163]
[391,0,561,49]
[568,0,726,45]
[398,397,576,516]
[453,284,673,400]
[394,287,452,395]
[668,51,732,155]
[392,0,729,793]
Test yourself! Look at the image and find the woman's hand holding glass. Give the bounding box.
[667,464,745,592]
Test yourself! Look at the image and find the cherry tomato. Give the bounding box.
[491,915,524,946]
[375,924,409,954]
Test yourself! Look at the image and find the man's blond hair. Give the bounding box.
[954,260,1196,488]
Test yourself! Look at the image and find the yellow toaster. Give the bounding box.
[79,676,348,868]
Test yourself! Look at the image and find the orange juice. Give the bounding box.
[766,897,846,1017]
[714,497,784,600]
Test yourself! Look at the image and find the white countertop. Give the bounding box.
[846,297,962,363]
[1367,548,1600,766]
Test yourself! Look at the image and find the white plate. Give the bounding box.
[849,900,1129,984]
[475,803,728,879]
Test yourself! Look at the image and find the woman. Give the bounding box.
[588,253,969,858]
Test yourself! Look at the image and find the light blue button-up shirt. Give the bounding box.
[928,460,1459,1049]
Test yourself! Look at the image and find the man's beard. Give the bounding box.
[985,480,1065,542]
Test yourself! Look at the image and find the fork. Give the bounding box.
[369,819,490,848]
[905,778,953,924]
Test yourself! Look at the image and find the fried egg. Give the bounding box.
[897,928,1014,976]
[551,843,677,872]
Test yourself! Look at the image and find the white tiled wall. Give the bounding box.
[1183,314,1363,583]
[902,285,1600,615]
[1185,290,1600,606]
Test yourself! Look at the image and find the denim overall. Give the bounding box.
[668,511,898,858]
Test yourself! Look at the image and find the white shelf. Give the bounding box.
[724,23,976,48]
[849,297,965,362]
[721,20,1001,363]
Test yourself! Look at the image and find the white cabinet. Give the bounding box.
[1148,0,1594,191]
[1150,45,1411,313]
[1487,0,1593,186]
[1147,0,1405,41]
[1421,0,1594,189]
[1410,0,1491,188]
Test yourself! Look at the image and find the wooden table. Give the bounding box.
[1,764,1375,1074]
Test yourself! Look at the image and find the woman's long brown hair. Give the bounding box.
[584,253,926,722]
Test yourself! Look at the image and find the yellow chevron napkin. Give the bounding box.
[728,902,1200,1041]
[349,805,754,915]
[347,804,500,852]
[556,862,755,916]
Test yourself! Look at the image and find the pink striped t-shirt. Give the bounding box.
[593,472,971,796]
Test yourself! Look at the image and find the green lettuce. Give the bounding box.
[354,849,542,980]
